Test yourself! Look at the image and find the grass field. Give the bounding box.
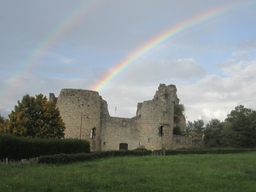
[1,152,256,192]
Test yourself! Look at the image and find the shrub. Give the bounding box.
[173,125,182,135]
[39,149,152,164]
[0,135,90,160]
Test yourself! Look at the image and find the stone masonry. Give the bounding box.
[50,84,193,151]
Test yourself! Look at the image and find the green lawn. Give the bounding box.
[1,152,256,192]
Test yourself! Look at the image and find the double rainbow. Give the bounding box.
[1,1,253,104]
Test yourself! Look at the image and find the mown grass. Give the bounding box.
[1,152,256,192]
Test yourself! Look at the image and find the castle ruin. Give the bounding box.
[50,84,202,151]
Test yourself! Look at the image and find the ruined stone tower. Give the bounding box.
[135,84,178,150]
[50,84,187,151]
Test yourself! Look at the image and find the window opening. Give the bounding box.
[90,127,96,139]
[159,126,163,136]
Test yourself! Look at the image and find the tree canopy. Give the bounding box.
[204,119,222,147]
[186,119,204,134]
[1,94,65,138]
[203,105,256,148]
[224,105,256,147]
[0,114,4,124]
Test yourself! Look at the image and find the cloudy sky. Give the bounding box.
[1,0,256,123]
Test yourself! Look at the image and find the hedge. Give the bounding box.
[0,134,90,160]
[38,149,152,164]
[153,148,256,155]
[38,148,256,164]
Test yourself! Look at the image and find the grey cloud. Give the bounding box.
[178,59,256,122]
[115,58,206,86]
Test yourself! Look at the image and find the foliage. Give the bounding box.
[220,122,242,147]
[204,119,223,147]
[173,125,182,135]
[3,94,65,138]
[225,105,256,147]
[38,148,256,164]
[225,105,253,123]
[202,105,256,148]
[153,148,255,155]
[0,134,90,160]
[186,119,204,134]
[0,114,4,123]
[39,150,152,164]
[2,153,256,191]
[174,103,185,123]
[0,114,6,133]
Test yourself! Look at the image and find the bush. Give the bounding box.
[152,148,256,156]
[0,135,90,160]
[173,125,182,135]
[39,149,152,164]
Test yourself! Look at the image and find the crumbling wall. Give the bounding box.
[52,83,193,151]
[101,117,138,151]
[49,93,58,104]
[135,84,177,150]
[172,135,204,149]
[56,89,103,151]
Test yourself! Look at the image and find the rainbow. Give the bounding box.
[91,1,253,92]
[0,0,103,104]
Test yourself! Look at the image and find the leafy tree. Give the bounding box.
[5,94,65,138]
[0,114,4,124]
[186,121,194,133]
[186,119,204,137]
[204,119,222,147]
[0,114,6,133]
[186,120,204,133]
[225,105,256,147]
[194,120,204,134]
[174,104,184,116]
[220,122,242,147]
[173,125,182,135]
[226,105,253,123]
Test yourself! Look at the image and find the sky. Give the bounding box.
[1,0,256,123]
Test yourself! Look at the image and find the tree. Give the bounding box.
[0,114,4,124]
[194,120,204,134]
[186,119,204,137]
[174,103,185,124]
[220,122,242,147]
[0,114,6,133]
[204,119,222,147]
[186,121,194,133]
[5,94,65,138]
[225,105,256,147]
[225,105,253,123]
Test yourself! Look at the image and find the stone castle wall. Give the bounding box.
[101,117,139,151]
[51,84,200,151]
[56,89,102,151]
[172,135,204,149]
